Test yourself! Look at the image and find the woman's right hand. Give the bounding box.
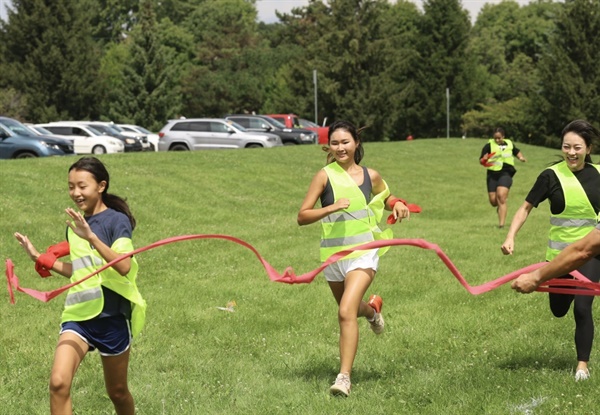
[501,238,514,255]
[14,232,41,262]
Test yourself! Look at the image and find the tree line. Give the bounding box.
[0,0,599,146]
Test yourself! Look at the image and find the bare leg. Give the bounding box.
[487,192,498,207]
[101,348,135,415]
[328,268,375,376]
[50,332,89,415]
[496,186,509,227]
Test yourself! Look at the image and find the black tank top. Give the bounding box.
[320,165,372,207]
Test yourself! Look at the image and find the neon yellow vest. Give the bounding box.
[61,227,146,337]
[486,139,515,171]
[546,162,600,261]
[320,162,392,262]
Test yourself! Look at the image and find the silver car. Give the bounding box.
[157,118,283,151]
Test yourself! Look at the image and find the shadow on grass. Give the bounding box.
[496,354,573,372]
[271,355,388,384]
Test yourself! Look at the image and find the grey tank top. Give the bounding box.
[320,165,372,207]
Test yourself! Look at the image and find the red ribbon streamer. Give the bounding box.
[5,235,600,304]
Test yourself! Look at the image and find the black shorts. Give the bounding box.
[487,172,513,192]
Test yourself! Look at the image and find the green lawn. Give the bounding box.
[1,139,597,414]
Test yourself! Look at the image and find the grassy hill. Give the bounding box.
[1,139,595,414]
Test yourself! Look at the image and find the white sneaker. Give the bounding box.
[330,373,351,397]
[369,312,385,334]
[575,369,590,381]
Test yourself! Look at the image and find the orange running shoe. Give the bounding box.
[367,295,384,334]
[367,294,383,313]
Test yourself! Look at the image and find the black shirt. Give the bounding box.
[525,163,600,215]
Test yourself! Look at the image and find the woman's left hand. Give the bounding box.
[65,208,95,241]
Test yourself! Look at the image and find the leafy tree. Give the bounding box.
[179,0,268,117]
[154,0,206,24]
[462,97,532,138]
[0,0,102,121]
[465,0,559,139]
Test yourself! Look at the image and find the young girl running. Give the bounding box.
[14,156,146,415]
[297,120,409,397]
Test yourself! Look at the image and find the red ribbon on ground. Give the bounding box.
[5,235,600,304]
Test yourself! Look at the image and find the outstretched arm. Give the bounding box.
[501,201,533,255]
[14,232,73,277]
[512,228,600,293]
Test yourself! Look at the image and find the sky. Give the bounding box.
[0,0,531,24]
[254,0,531,23]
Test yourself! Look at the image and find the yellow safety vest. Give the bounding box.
[486,139,515,171]
[546,162,600,261]
[320,162,392,262]
[61,227,146,337]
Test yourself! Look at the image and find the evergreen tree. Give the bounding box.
[99,0,183,131]
[535,0,600,143]
[367,0,423,140]
[85,0,139,45]
[266,0,420,141]
[416,0,480,137]
[0,0,102,121]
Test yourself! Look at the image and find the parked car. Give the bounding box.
[34,123,124,155]
[118,124,159,151]
[157,118,283,151]
[104,123,151,151]
[267,113,329,145]
[224,114,317,145]
[72,122,144,152]
[26,123,68,138]
[0,116,74,159]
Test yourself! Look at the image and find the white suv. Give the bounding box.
[36,122,124,154]
[158,118,283,151]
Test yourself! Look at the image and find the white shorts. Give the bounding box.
[323,249,379,282]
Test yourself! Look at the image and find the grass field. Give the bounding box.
[1,138,598,414]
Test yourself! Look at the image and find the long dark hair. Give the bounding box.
[326,120,365,165]
[68,157,136,229]
[561,120,598,164]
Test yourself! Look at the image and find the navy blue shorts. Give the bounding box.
[60,315,132,356]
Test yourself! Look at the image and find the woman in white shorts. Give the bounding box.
[297,120,410,397]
